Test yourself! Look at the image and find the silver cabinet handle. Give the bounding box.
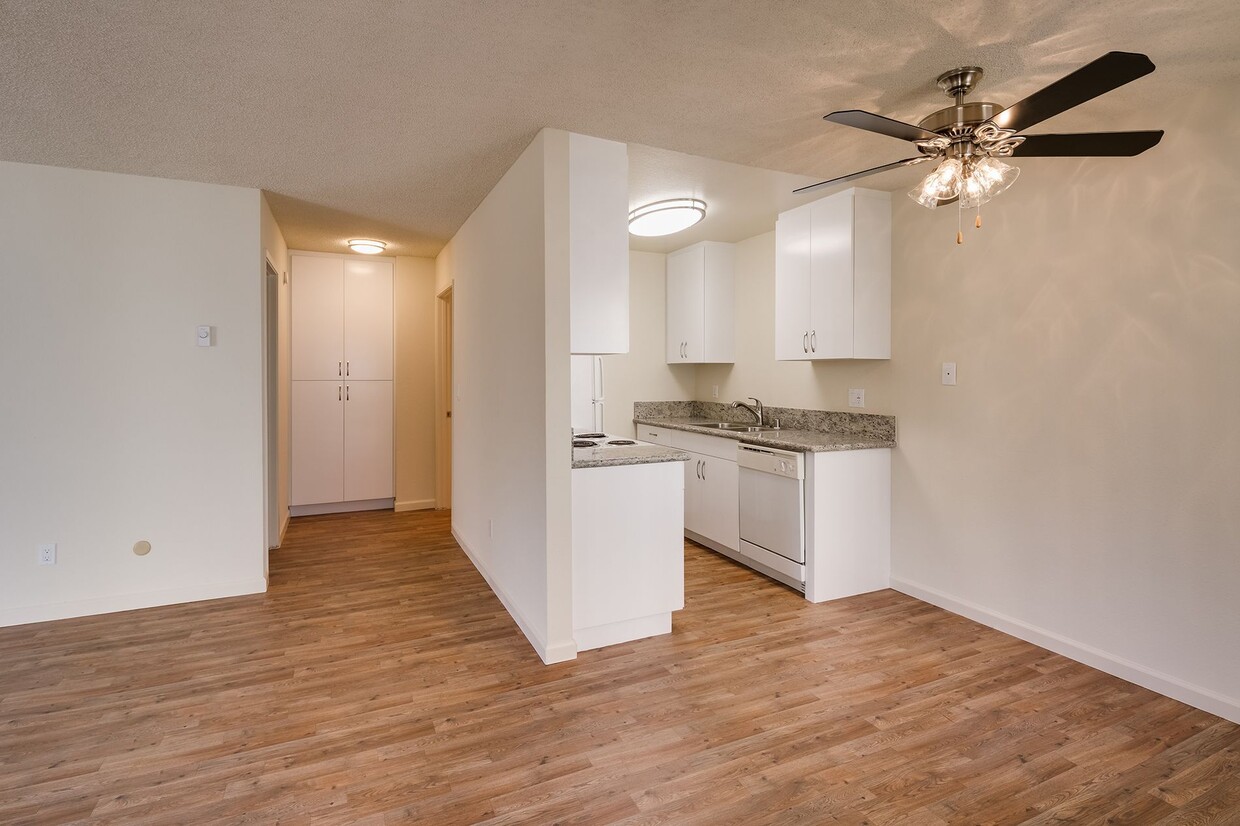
[810,330,817,353]
[346,385,350,401]
[701,459,706,480]
[346,361,350,376]
[696,459,702,479]
[338,361,342,376]
[802,332,808,353]
[338,385,342,401]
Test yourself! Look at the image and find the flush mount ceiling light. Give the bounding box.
[348,239,386,255]
[794,52,1164,244]
[628,198,707,237]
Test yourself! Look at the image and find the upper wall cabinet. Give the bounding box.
[569,133,629,355]
[666,241,735,364]
[775,187,890,360]
[291,254,394,381]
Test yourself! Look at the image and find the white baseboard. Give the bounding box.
[289,498,394,517]
[0,577,269,629]
[394,499,436,513]
[891,576,1240,725]
[452,527,577,665]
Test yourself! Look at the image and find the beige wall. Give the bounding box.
[260,195,290,544]
[394,256,438,510]
[596,251,696,435]
[0,161,267,625]
[887,88,1239,720]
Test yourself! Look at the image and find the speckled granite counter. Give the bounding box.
[632,401,896,453]
[572,443,690,469]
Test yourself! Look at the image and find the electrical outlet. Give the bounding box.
[38,543,56,565]
[942,362,957,385]
[848,389,865,408]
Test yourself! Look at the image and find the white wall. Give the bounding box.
[394,255,438,511]
[887,88,1240,722]
[598,251,696,435]
[0,161,267,625]
[438,129,575,663]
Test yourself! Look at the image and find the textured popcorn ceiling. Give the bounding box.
[2,1,1236,256]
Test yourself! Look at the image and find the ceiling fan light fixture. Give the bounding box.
[628,198,706,237]
[348,239,387,254]
[909,158,964,208]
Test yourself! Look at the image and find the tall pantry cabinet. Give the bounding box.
[290,252,394,513]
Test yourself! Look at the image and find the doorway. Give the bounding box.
[435,286,453,509]
[263,257,281,565]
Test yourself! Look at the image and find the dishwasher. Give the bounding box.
[736,443,806,591]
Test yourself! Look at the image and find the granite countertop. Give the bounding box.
[572,443,691,469]
[632,417,896,452]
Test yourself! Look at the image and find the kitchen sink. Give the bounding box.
[688,421,780,432]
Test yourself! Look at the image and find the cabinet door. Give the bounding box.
[344,259,393,380]
[702,242,735,363]
[774,208,812,361]
[343,380,393,501]
[683,454,704,536]
[291,256,344,380]
[698,456,739,551]
[291,380,344,505]
[808,192,855,359]
[666,245,704,363]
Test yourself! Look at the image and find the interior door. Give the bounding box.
[344,380,394,501]
[291,380,344,505]
[343,259,393,380]
[291,255,344,380]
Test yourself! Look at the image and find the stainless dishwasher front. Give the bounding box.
[736,443,805,591]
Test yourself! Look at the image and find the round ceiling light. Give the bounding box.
[628,198,707,237]
[348,239,387,255]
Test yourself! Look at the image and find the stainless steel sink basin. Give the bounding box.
[688,421,780,432]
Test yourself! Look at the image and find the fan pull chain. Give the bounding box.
[976,201,982,229]
[956,200,963,245]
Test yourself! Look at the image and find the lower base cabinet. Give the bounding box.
[683,452,739,552]
[291,379,393,508]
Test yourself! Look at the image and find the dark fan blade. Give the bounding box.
[990,51,1155,134]
[1010,130,1163,157]
[825,110,941,143]
[794,156,931,195]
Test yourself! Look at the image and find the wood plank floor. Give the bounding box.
[2,509,1237,825]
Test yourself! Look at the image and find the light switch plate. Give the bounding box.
[848,389,865,408]
[196,325,213,347]
[942,362,957,385]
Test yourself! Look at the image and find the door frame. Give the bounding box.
[262,254,282,578]
[435,285,453,509]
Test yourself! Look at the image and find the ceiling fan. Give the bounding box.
[797,51,1164,242]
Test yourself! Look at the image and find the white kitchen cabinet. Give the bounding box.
[666,241,734,364]
[290,252,394,511]
[569,133,629,355]
[775,187,890,360]
[804,448,891,603]
[643,426,739,553]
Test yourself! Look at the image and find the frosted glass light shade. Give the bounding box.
[348,239,387,254]
[909,159,964,208]
[628,198,707,237]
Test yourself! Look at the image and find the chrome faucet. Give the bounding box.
[731,397,764,426]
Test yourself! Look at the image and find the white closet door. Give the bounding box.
[291,255,345,380]
[291,380,344,505]
[344,380,393,501]
[344,259,393,380]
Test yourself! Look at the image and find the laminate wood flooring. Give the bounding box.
[2,509,1237,824]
